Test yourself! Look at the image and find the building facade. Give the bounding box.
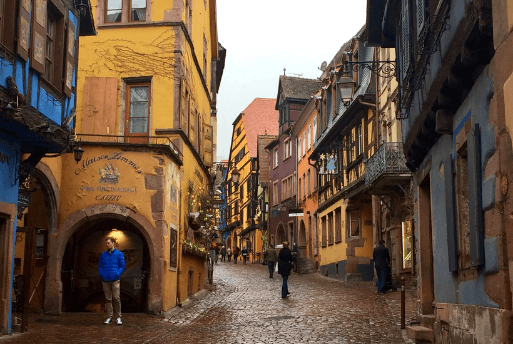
[225,99,278,262]
[368,0,513,341]
[290,96,319,273]
[38,0,224,316]
[0,0,95,334]
[310,34,376,281]
[268,76,319,248]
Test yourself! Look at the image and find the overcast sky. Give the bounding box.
[215,0,367,161]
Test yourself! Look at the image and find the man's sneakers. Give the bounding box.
[104,317,122,325]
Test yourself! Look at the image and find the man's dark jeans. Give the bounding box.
[267,261,275,276]
[376,266,387,293]
[281,275,289,297]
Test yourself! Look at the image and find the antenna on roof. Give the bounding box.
[290,73,303,78]
[319,61,327,72]
[283,68,286,76]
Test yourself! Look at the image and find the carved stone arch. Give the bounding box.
[33,162,60,233]
[44,204,163,314]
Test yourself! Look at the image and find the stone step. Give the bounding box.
[406,325,435,343]
[420,314,435,329]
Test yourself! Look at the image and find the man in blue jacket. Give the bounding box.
[99,236,125,325]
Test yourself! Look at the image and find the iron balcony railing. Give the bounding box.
[365,142,409,186]
[76,133,183,161]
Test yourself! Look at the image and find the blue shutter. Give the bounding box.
[444,155,458,272]
[467,123,484,267]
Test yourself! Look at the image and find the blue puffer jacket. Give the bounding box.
[99,248,126,282]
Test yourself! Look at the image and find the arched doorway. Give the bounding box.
[276,224,285,245]
[61,217,150,313]
[14,165,59,312]
[299,220,307,258]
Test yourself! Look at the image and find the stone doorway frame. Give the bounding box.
[44,204,163,314]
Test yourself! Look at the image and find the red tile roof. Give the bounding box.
[240,98,279,157]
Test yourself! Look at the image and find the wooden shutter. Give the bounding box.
[17,0,31,60]
[1,0,16,52]
[62,19,75,97]
[30,0,47,74]
[203,123,213,166]
[81,77,118,135]
[444,154,458,272]
[467,123,484,267]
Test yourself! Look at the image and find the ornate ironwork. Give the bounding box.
[345,60,396,78]
[365,142,409,186]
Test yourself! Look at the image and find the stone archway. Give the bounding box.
[44,204,163,314]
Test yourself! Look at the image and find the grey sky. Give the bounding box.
[215,0,367,161]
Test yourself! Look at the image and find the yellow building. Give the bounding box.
[33,0,224,315]
[225,99,278,263]
[365,46,413,284]
[310,33,375,281]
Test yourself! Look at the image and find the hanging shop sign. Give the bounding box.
[317,152,338,175]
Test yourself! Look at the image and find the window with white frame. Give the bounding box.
[284,138,292,159]
[297,138,302,162]
[302,131,306,156]
[313,116,318,142]
[273,147,279,168]
[307,125,312,149]
[348,211,360,237]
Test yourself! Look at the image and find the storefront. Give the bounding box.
[44,145,182,314]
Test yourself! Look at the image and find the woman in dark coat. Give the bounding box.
[278,241,294,298]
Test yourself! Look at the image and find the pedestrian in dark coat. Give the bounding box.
[220,246,227,262]
[373,239,391,294]
[227,247,232,262]
[264,244,278,278]
[233,246,240,264]
[278,241,294,298]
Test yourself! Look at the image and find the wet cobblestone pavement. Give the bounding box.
[0,261,416,343]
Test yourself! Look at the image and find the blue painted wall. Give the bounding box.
[416,66,498,308]
[0,132,21,205]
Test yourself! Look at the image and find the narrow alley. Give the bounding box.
[1,261,415,344]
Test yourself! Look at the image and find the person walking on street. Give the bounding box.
[233,246,240,264]
[220,246,227,262]
[278,241,294,298]
[214,245,220,264]
[241,246,248,264]
[373,240,391,294]
[99,236,126,325]
[227,247,232,262]
[264,244,278,278]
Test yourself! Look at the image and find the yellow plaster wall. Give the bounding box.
[58,147,161,226]
[354,202,373,258]
[179,256,206,302]
[317,201,348,266]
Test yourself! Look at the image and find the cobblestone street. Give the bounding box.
[1,261,416,344]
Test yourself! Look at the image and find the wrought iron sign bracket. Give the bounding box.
[344,60,397,79]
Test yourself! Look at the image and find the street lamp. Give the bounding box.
[231,167,240,183]
[337,77,356,107]
[73,144,84,163]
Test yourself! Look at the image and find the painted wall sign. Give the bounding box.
[75,152,143,176]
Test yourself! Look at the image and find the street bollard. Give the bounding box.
[401,277,406,329]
